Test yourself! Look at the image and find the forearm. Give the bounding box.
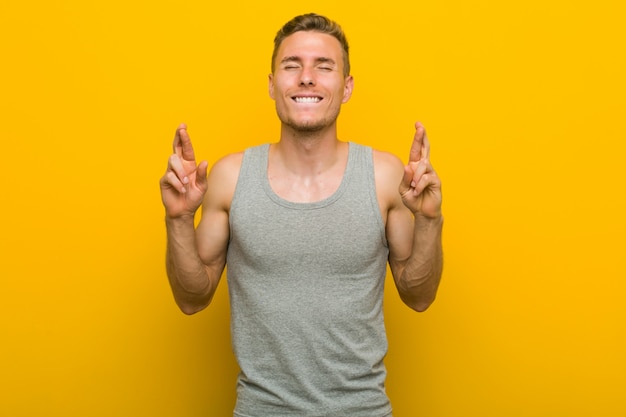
[397,214,444,312]
[165,215,215,314]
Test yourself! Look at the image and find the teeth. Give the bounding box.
[294,97,321,103]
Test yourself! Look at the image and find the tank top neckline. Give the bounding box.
[260,142,355,210]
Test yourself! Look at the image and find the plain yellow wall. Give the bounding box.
[1,0,624,416]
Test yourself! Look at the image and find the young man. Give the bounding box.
[160,13,443,417]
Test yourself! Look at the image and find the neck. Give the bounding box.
[275,123,343,176]
[268,125,349,203]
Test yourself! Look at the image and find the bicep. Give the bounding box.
[196,153,242,278]
[386,201,414,279]
[373,150,414,278]
[196,203,230,272]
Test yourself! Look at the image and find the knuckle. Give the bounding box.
[166,171,180,185]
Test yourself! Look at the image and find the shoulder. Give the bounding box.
[372,148,404,193]
[369,148,406,214]
[203,151,245,211]
[372,148,404,174]
[210,151,244,177]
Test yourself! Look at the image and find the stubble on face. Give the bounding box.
[270,32,352,137]
[275,104,342,134]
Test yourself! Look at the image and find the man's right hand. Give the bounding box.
[160,123,209,218]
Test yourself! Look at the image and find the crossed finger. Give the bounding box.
[409,122,430,163]
[410,159,436,196]
[173,123,197,162]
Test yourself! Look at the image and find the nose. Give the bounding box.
[299,69,315,86]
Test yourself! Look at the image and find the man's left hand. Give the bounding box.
[399,122,442,218]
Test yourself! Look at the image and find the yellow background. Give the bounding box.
[1,0,624,416]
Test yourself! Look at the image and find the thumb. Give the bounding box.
[399,165,415,196]
[196,160,209,190]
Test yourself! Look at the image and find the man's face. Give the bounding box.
[269,31,353,133]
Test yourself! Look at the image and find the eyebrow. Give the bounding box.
[280,56,337,66]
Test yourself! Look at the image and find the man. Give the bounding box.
[160,13,443,417]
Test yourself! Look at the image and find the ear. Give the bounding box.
[342,75,354,103]
[268,73,275,100]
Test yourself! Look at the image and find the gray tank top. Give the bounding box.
[227,142,392,417]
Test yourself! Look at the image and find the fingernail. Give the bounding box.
[183,177,189,184]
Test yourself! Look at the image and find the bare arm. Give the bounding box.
[160,124,239,315]
[379,122,443,312]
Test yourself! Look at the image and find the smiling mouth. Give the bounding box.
[293,96,322,103]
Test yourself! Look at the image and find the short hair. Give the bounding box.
[271,13,351,76]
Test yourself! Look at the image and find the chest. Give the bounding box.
[267,166,346,203]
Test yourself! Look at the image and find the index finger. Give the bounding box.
[172,123,196,162]
[409,121,426,163]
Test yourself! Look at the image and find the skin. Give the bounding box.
[160,31,443,314]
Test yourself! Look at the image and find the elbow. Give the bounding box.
[176,297,211,315]
[397,265,443,313]
[170,274,216,315]
[413,299,435,313]
[404,294,436,313]
[398,273,439,312]
[180,304,203,315]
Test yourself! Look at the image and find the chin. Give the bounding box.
[289,121,328,132]
[278,113,340,133]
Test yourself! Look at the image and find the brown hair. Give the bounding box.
[271,13,350,76]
